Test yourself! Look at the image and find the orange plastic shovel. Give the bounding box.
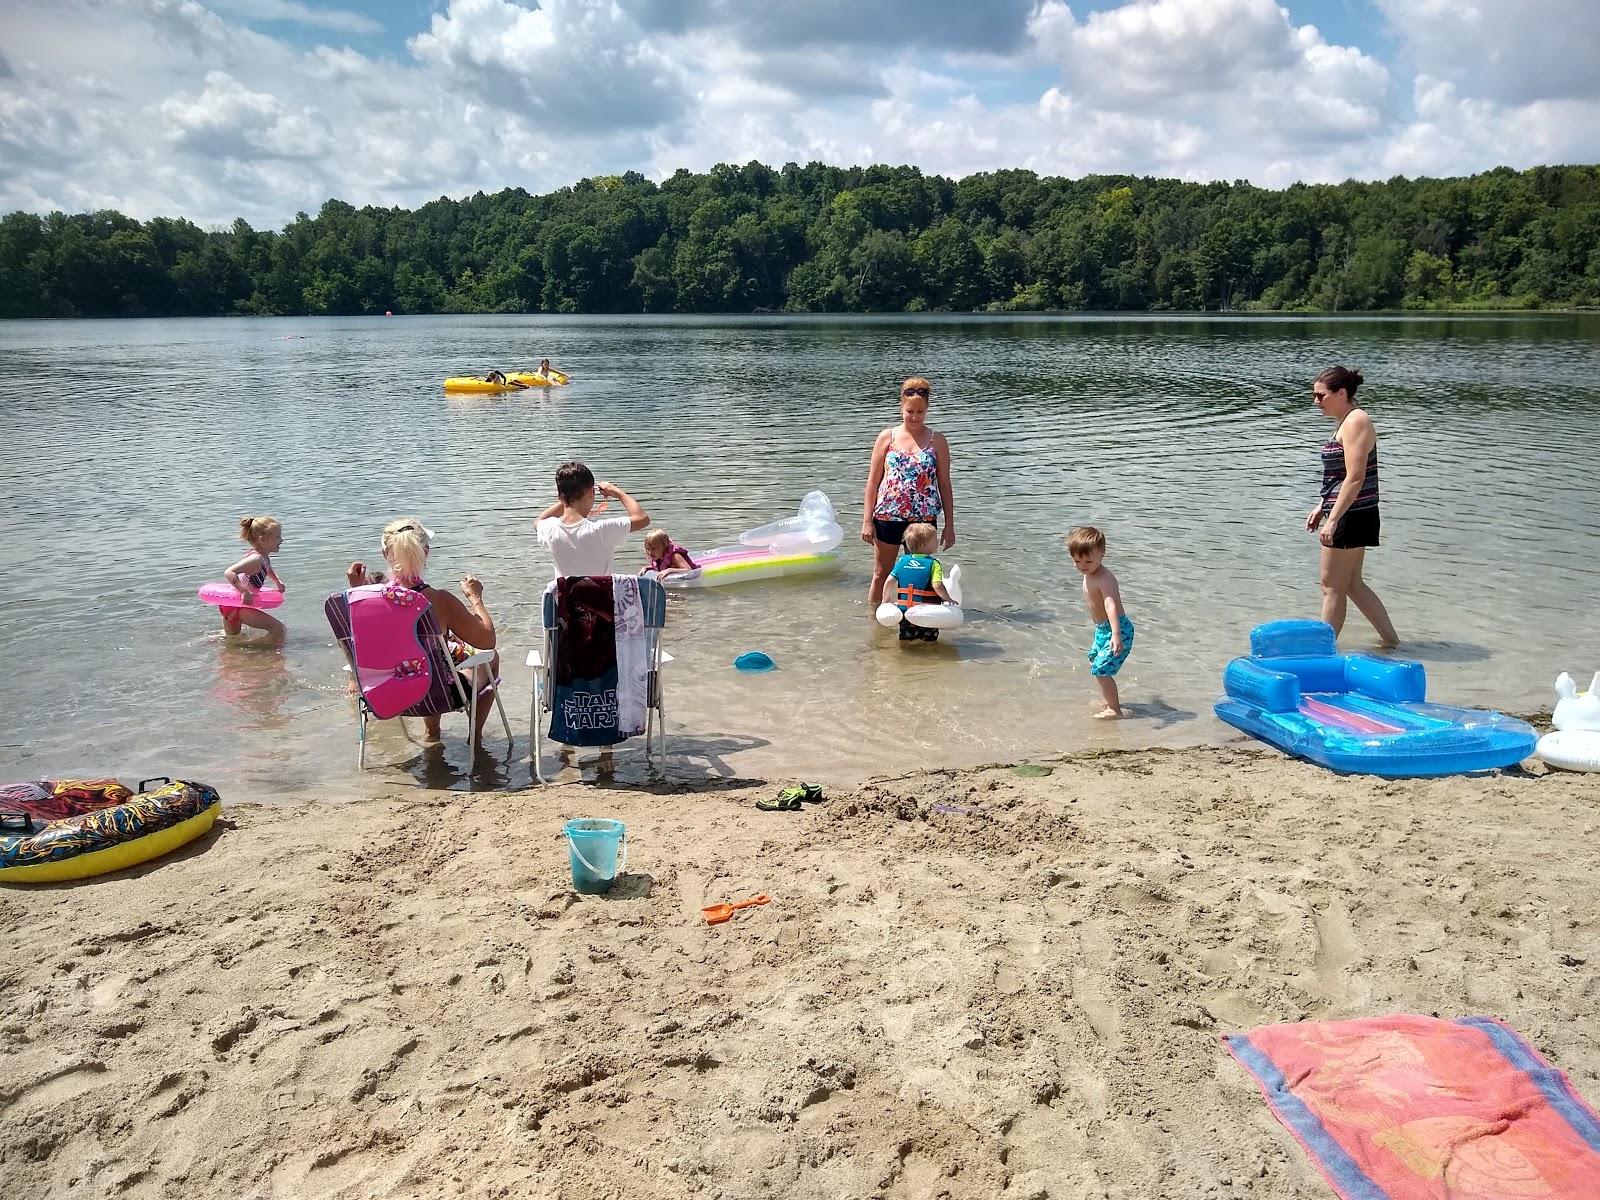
[702,893,771,925]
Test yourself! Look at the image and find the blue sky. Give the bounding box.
[2,0,1596,227]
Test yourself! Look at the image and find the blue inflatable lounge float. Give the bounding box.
[1214,620,1536,778]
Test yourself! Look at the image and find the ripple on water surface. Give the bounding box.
[0,313,1597,798]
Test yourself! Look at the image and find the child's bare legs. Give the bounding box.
[221,610,243,636]
[1093,674,1122,719]
[236,609,285,646]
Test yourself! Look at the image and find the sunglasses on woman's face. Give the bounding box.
[902,386,930,398]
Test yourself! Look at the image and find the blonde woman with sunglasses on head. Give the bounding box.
[861,376,955,607]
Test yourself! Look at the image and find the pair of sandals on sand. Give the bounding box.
[756,783,824,812]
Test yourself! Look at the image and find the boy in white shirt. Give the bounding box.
[535,461,650,577]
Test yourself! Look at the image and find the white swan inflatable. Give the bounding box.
[1537,671,1600,773]
[876,564,964,630]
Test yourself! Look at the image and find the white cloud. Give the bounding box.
[161,71,335,161]
[1037,0,1297,103]
[406,0,691,133]
[1376,0,1600,105]
[1382,75,1600,178]
[1029,0,1391,155]
[208,0,382,35]
[1371,0,1600,177]
[0,0,1595,228]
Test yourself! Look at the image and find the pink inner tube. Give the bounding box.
[197,580,284,609]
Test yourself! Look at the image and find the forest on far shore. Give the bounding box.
[2,161,1598,319]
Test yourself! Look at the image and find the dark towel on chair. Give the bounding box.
[551,577,625,746]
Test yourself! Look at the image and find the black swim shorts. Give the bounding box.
[1329,506,1380,549]
[873,517,938,546]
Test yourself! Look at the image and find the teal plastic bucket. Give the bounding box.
[564,818,627,894]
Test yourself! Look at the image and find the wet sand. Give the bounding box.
[2,748,1597,1199]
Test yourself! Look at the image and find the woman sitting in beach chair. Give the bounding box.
[331,518,510,764]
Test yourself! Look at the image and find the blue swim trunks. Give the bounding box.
[1088,615,1135,677]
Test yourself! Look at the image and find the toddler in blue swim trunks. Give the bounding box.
[1068,525,1134,718]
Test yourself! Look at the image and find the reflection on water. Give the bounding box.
[1,312,1597,800]
[209,640,300,729]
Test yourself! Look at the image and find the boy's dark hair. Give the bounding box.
[1066,526,1106,556]
[556,461,594,503]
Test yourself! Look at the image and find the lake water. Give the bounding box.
[1,313,1597,800]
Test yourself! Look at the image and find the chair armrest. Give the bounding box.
[458,650,497,671]
[526,648,546,668]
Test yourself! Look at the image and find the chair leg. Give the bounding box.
[358,709,367,770]
[495,691,512,741]
[531,663,547,783]
[657,690,667,768]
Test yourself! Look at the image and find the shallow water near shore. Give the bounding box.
[1,312,1597,799]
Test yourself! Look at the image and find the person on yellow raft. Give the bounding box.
[538,359,570,385]
[444,372,539,393]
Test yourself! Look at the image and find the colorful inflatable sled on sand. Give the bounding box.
[1,777,221,883]
[1215,619,1536,778]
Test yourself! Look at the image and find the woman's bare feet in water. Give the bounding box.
[1092,705,1123,720]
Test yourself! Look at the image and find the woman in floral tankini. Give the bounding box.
[860,376,956,607]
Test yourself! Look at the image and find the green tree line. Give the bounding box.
[3,161,1598,318]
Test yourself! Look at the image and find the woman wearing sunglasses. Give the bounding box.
[1305,365,1399,646]
[861,376,956,606]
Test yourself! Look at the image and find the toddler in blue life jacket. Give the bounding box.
[881,522,951,642]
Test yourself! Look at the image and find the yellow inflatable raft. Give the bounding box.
[1,777,221,883]
[441,373,553,393]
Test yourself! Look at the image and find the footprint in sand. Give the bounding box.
[676,869,708,923]
[882,1003,916,1043]
[1071,921,1122,1048]
[1,1058,110,1109]
[1311,896,1360,1007]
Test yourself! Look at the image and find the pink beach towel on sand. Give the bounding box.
[1224,1015,1600,1199]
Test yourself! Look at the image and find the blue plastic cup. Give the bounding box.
[565,818,627,894]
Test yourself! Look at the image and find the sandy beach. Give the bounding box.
[3,747,1597,1200]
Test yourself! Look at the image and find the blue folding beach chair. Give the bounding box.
[526,576,672,783]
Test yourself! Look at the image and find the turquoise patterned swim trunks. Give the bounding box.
[1088,615,1135,677]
